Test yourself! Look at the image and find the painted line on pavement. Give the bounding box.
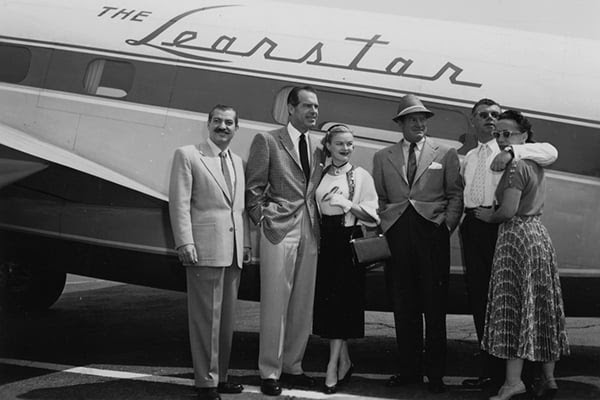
[3,357,599,398]
[0,357,463,399]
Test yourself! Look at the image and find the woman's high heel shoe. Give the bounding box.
[489,381,527,400]
[323,363,338,395]
[338,364,354,386]
[533,378,558,400]
[322,383,337,394]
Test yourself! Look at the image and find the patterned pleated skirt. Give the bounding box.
[481,215,569,362]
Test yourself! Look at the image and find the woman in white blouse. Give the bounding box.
[312,124,380,394]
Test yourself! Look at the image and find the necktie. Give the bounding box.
[407,142,417,187]
[220,151,234,197]
[470,144,489,205]
[299,133,310,182]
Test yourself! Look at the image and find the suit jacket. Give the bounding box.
[245,126,325,244]
[373,137,463,233]
[169,141,246,267]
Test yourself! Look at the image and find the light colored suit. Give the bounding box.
[168,140,245,388]
[245,126,325,379]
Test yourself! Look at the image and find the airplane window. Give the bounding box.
[273,86,293,124]
[84,59,134,98]
[0,44,31,83]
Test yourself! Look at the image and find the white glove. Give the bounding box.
[329,193,353,213]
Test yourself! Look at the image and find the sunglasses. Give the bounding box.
[478,111,500,119]
[492,130,523,139]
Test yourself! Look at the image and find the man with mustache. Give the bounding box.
[169,104,250,400]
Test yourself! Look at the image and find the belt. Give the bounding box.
[464,206,493,214]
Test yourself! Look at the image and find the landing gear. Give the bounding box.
[0,261,66,312]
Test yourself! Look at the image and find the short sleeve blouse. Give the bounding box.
[494,159,546,216]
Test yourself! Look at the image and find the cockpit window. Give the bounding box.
[0,44,31,83]
[84,59,134,98]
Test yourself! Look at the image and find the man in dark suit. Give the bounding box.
[245,86,324,396]
[169,105,250,400]
[372,94,463,394]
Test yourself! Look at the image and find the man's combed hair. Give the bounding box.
[287,85,317,107]
[208,104,239,127]
[471,98,500,115]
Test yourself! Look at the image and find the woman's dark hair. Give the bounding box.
[321,124,352,157]
[498,109,534,142]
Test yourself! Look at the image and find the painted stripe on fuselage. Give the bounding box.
[2,82,598,188]
[2,40,598,178]
[2,35,600,129]
[0,223,176,256]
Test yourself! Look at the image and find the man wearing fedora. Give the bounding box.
[373,94,463,394]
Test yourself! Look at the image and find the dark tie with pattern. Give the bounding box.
[299,133,310,182]
[220,151,233,197]
[407,142,417,187]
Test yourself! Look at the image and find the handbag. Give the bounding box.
[334,163,391,267]
[350,231,391,266]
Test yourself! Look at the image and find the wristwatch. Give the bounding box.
[504,145,515,159]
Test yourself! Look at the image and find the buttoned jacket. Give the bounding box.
[169,141,246,267]
[373,137,464,232]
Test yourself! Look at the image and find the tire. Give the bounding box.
[1,261,66,312]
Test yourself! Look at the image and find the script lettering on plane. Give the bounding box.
[121,4,482,88]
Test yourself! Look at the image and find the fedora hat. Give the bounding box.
[392,94,434,122]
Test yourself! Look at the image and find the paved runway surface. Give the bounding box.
[1,275,599,399]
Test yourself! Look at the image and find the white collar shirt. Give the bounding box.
[287,122,311,164]
[401,137,425,170]
[207,138,235,188]
[462,139,503,207]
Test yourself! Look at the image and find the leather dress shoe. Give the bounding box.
[462,377,493,388]
[338,364,354,386]
[217,382,243,394]
[280,373,316,388]
[261,379,282,396]
[427,378,447,394]
[385,374,423,387]
[197,387,220,400]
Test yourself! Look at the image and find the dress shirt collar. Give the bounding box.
[401,136,426,151]
[477,138,500,154]
[207,137,229,157]
[287,121,309,143]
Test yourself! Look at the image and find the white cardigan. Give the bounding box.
[317,165,380,227]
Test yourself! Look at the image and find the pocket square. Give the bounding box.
[428,162,443,170]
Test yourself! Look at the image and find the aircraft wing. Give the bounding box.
[0,122,167,201]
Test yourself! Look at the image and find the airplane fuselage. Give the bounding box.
[1,0,599,315]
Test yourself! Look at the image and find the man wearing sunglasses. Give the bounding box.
[460,98,558,390]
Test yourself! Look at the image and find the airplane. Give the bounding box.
[1,0,599,316]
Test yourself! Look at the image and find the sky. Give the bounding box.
[273,0,600,40]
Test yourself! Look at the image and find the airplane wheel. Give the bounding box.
[0,261,66,312]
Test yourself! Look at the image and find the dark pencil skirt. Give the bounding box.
[313,215,365,339]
